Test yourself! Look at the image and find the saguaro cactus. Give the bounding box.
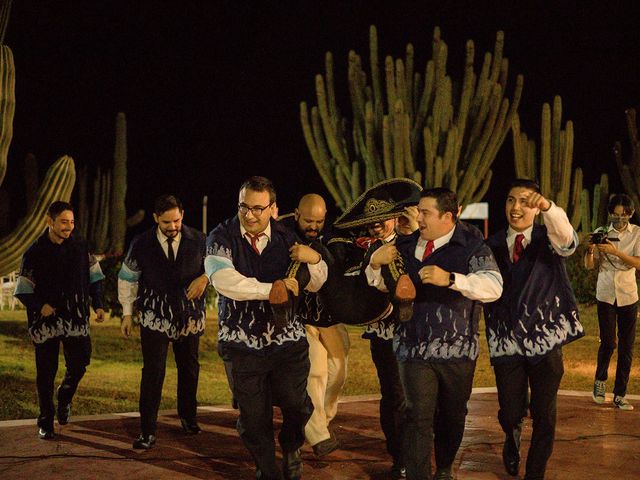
[0,156,76,274]
[300,25,523,211]
[74,112,143,254]
[512,95,608,231]
[0,14,77,276]
[614,108,640,214]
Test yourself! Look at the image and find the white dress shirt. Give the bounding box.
[118,227,183,316]
[365,224,503,303]
[208,222,328,301]
[157,228,181,258]
[506,201,577,261]
[595,222,640,306]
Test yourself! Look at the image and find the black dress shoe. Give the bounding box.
[180,417,202,435]
[502,437,520,476]
[132,433,156,449]
[311,436,339,457]
[255,469,284,480]
[282,449,303,480]
[38,427,54,440]
[434,466,453,479]
[57,402,71,425]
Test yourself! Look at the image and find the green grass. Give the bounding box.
[0,304,637,420]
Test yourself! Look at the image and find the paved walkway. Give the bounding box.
[0,389,638,479]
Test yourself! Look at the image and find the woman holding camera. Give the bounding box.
[585,193,640,411]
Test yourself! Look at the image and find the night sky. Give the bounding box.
[3,1,640,235]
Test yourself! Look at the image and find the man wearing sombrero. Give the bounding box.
[323,178,422,478]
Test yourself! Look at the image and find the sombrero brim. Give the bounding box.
[333,178,422,230]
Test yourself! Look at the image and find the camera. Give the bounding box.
[589,231,619,245]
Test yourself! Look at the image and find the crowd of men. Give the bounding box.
[13,175,639,480]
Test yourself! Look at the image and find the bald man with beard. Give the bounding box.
[280,194,349,457]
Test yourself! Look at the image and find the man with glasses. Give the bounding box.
[585,193,640,411]
[206,176,326,480]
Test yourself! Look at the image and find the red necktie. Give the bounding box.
[355,236,378,250]
[422,240,435,261]
[246,233,265,255]
[513,233,525,263]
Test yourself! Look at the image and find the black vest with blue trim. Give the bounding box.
[395,222,495,363]
[209,216,306,354]
[130,225,206,339]
[483,224,584,365]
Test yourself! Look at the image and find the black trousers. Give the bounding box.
[398,359,475,480]
[34,335,92,430]
[595,300,637,397]
[369,335,406,468]
[139,327,200,435]
[494,348,564,480]
[226,340,313,479]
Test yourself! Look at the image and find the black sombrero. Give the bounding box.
[333,178,422,230]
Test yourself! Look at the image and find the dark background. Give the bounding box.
[3,1,640,235]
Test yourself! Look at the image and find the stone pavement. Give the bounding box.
[0,389,638,479]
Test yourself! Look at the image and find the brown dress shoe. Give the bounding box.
[394,274,416,322]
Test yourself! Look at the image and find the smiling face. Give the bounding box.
[47,209,75,243]
[154,207,183,238]
[416,196,455,240]
[505,187,539,232]
[238,187,273,235]
[367,218,397,240]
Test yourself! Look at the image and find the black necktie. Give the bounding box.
[167,237,175,262]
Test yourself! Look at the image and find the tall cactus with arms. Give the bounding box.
[512,95,608,231]
[0,4,76,276]
[300,25,523,211]
[614,108,640,216]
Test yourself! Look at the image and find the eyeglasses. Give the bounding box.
[238,203,273,216]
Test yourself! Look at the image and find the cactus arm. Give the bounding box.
[0,46,15,186]
[0,156,76,275]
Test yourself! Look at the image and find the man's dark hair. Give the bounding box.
[48,201,74,220]
[240,176,277,203]
[509,178,542,194]
[154,195,184,216]
[421,188,459,221]
[608,193,635,215]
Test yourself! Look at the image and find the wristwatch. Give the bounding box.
[448,272,456,287]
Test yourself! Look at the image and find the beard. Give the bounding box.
[161,226,181,238]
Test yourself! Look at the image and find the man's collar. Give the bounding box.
[609,222,632,234]
[507,224,533,243]
[240,222,272,240]
[156,227,182,243]
[417,224,455,249]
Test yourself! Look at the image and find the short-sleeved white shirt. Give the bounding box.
[596,223,640,306]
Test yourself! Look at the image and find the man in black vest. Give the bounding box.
[484,179,583,479]
[367,188,503,480]
[327,178,421,479]
[206,176,325,480]
[14,201,105,440]
[118,194,209,449]
[279,193,350,458]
